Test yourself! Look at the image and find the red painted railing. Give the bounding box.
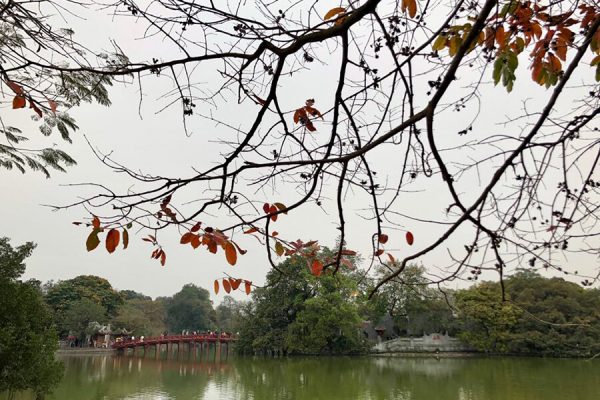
[112,333,235,349]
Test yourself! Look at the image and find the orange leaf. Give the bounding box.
[222,278,231,294]
[388,253,396,263]
[244,280,252,295]
[106,229,120,253]
[92,216,101,229]
[122,229,129,249]
[225,241,237,266]
[406,231,414,245]
[12,95,25,109]
[214,280,220,294]
[378,233,389,244]
[495,26,506,48]
[180,232,194,244]
[244,227,259,234]
[230,278,242,290]
[191,234,201,249]
[311,260,324,277]
[402,0,417,18]
[160,251,166,266]
[324,7,345,21]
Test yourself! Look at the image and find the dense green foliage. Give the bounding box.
[0,238,63,399]
[163,284,215,333]
[112,298,166,337]
[236,255,368,355]
[369,265,457,336]
[456,271,600,357]
[44,275,124,336]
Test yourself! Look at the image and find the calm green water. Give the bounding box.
[7,354,600,400]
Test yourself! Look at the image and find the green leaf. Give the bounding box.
[86,228,101,251]
[493,58,503,85]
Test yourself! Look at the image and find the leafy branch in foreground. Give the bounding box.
[3,0,600,296]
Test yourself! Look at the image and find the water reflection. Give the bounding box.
[5,354,600,400]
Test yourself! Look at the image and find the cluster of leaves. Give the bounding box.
[76,216,130,254]
[433,1,600,91]
[213,277,252,295]
[292,99,323,132]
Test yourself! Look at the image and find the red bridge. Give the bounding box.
[112,334,236,358]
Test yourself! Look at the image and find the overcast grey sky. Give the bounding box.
[1,0,598,302]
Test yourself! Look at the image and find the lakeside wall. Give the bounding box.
[372,333,472,353]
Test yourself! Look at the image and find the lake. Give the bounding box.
[7,353,600,399]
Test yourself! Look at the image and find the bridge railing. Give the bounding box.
[112,333,235,349]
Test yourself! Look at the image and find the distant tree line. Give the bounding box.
[38,256,600,358]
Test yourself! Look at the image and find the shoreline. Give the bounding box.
[57,348,115,355]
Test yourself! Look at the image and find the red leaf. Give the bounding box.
[230,278,242,290]
[222,278,231,294]
[207,238,218,254]
[271,231,279,237]
[160,251,166,266]
[263,203,270,214]
[375,249,384,256]
[142,237,154,243]
[341,249,357,256]
[406,231,414,246]
[106,229,120,253]
[388,253,396,263]
[311,260,324,277]
[269,205,278,222]
[378,234,389,244]
[122,229,129,250]
[6,81,23,94]
[190,222,202,232]
[244,280,252,295]
[92,216,101,229]
[244,227,259,234]
[225,241,237,266]
[180,232,194,244]
[29,100,42,117]
[214,280,220,294]
[48,100,58,114]
[12,95,25,109]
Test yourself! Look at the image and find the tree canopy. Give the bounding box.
[0,238,63,399]
[1,0,599,295]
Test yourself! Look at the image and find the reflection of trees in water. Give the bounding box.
[8,355,600,400]
[45,355,227,400]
